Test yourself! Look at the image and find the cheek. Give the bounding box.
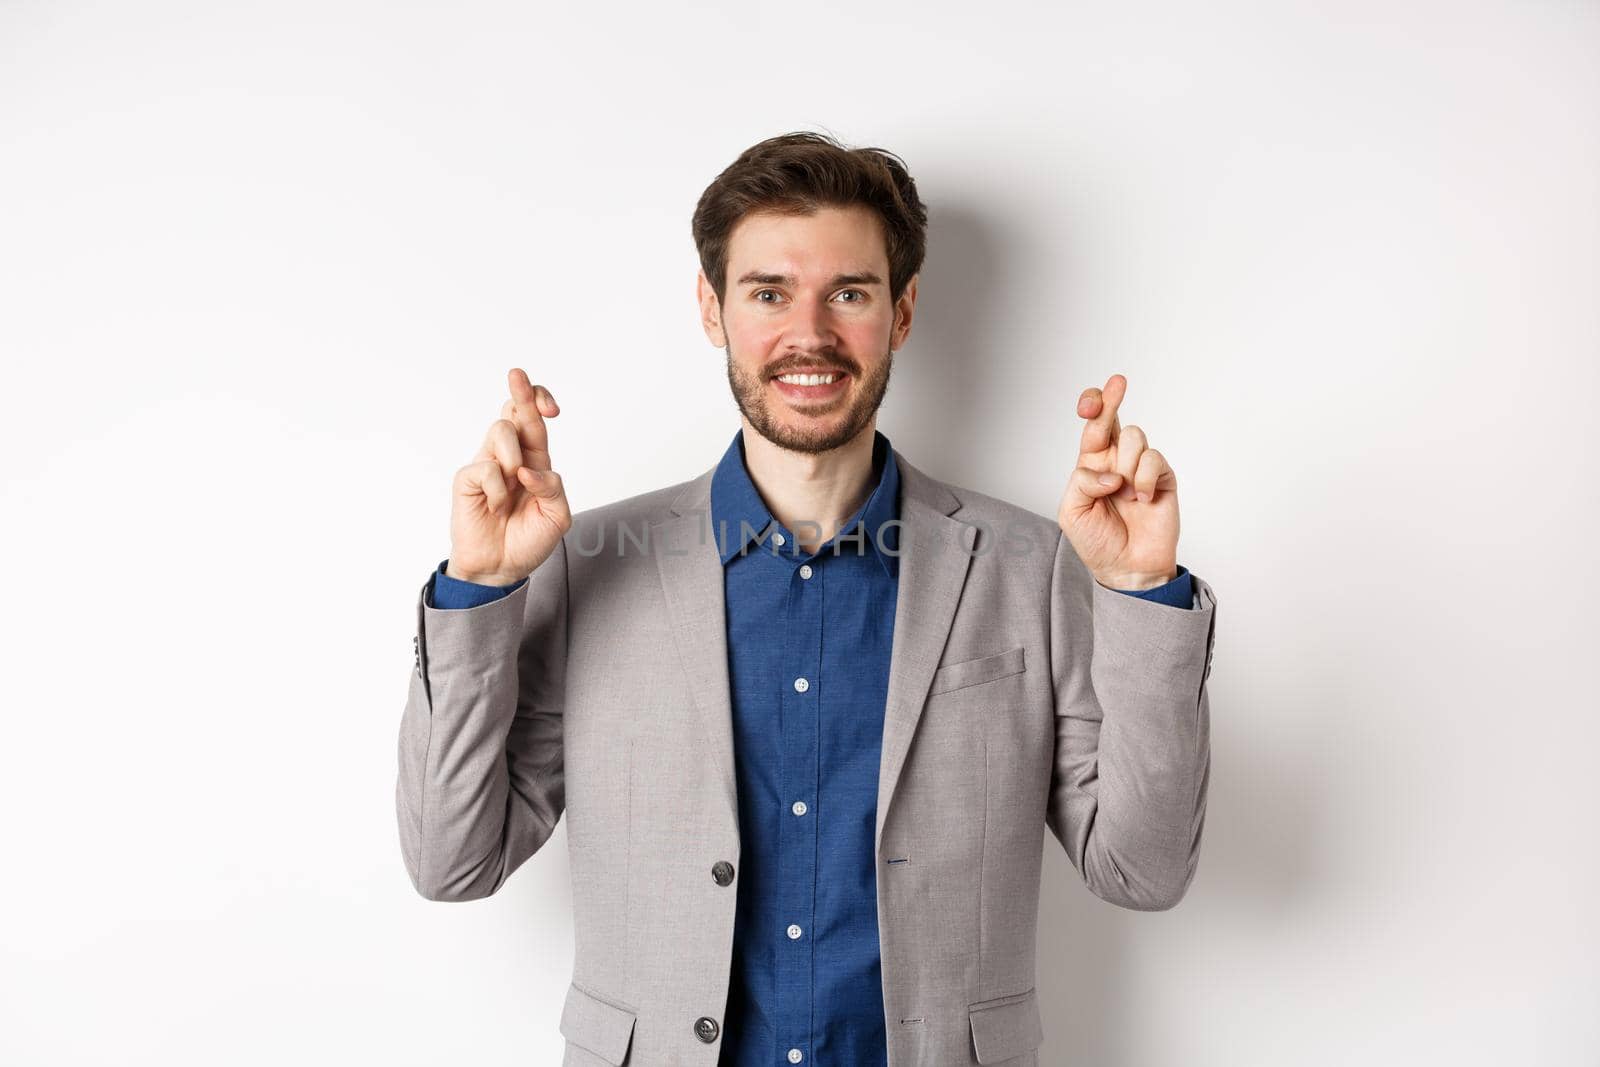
[733,322,776,346]
[726,322,781,364]
[845,319,890,344]
[848,305,897,337]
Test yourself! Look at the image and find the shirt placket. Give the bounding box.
[774,521,820,1066]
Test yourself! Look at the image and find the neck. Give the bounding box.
[739,416,879,554]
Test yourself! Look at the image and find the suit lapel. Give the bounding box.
[653,449,974,852]
[875,450,974,855]
[654,469,741,833]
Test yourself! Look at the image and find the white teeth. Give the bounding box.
[776,373,837,386]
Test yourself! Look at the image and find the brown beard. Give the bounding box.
[724,344,894,455]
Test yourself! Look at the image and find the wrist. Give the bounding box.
[1094,567,1178,592]
[442,561,526,587]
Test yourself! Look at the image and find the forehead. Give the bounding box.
[726,204,889,280]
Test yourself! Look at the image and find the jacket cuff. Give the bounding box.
[428,559,529,610]
[1090,571,1217,687]
[1104,564,1193,609]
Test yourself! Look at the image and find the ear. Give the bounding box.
[696,270,727,347]
[890,273,918,351]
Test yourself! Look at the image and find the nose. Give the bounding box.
[784,292,838,353]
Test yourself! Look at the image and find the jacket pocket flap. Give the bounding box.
[968,986,1043,1064]
[559,981,637,1065]
[929,646,1026,696]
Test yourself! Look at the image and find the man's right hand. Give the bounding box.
[445,367,573,586]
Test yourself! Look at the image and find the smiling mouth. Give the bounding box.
[770,369,850,402]
[774,371,843,386]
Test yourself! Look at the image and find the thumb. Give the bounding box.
[517,466,566,500]
[1067,466,1123,505]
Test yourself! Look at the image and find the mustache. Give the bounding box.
[765,357,857,378]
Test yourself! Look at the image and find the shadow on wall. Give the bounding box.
[885,196,1327,1063]
[1035,705,1324,1065]
[877,200,1035,490]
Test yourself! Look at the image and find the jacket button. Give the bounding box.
[694,1016,720,1043]
[711,860,735,886]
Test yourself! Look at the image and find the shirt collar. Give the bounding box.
[709,426,901,579]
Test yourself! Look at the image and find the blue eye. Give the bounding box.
[836,289,864,302]
[755,289,780,303]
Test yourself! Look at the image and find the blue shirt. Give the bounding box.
[709,427,901,1064]
[425,433,1193,1065]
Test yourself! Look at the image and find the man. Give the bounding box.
[396,131,1218,1067]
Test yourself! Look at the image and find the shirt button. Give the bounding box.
[788,1050,804,1063]
[792,800,807,816]
[793,677,809,693]
[772,531,786,547]
[787,923,803,940]
[694,1016,720,1043]
[799,564,813,579]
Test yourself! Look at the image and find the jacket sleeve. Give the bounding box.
[396,535,570,901]
[1045,530,1217,911]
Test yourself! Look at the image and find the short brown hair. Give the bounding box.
[691,131,929,307]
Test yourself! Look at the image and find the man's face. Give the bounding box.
[698,204,917,455]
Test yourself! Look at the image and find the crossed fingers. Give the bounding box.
[478,368,559,473]
[1076,373,1175,503]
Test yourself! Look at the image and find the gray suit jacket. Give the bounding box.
[396,445,1218,1066]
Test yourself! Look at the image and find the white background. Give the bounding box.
[1,1,1595,1063]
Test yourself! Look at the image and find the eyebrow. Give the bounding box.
[734,270,884,288]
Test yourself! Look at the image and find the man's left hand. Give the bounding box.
[1056,373,1181,592]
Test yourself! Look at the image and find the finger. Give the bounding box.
[1078,373,1126,456]
[508,368,560,422]
[495,404,554,469]
[470,418,530,481]
[1133,448,1177,503]
[1062,464,1125,511]
[505,369,559,465]
[1115,424,1147,487]
[508,367,559,414]
[457,459,511,514]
